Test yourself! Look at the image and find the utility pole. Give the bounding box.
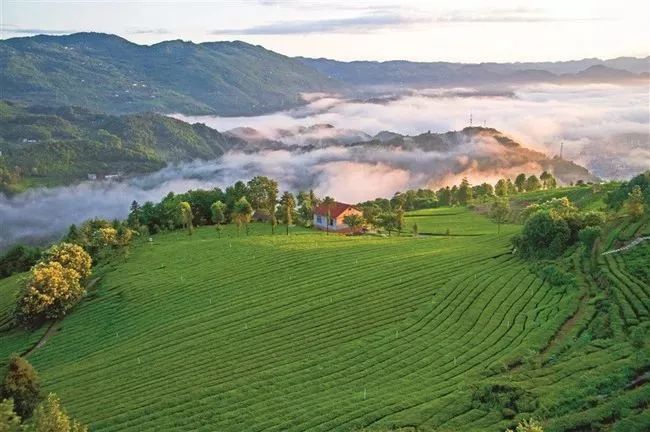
[469,112,473,126]
[560,141,564,159]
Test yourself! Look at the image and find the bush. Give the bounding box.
[539,264,576,288]
[513,211,570,259]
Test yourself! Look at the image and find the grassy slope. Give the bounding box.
[0,200,647,431]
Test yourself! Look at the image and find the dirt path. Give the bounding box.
[602,236,650,255]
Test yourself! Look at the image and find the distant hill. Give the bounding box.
[298,56,650,88]
[0,32,337,116]
[0,101,245,186]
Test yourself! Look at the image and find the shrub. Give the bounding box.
[0,355,42,419]
[539,264,576,288]
[513,211,570,259]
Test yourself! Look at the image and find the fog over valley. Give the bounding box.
[0,82,648,250]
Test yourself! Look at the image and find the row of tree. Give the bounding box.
[127,176,316,236]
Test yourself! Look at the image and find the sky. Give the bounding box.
[1,0,649,62]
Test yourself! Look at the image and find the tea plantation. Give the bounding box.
[0,206,648,431]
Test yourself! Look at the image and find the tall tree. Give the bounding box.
[540,171,556,189]
[210,201,226,238]
[321,196,335,235]
[495,179,508,197]
[0,356,42,419]
[0,398,21,431]
[247,176,279,233]
[395,208,405,236]
[233,197,253,236]
[377,212,397,236]
[514,173,527,192]
[490,197,510,235]
[457,178,473,205]
[178,201,193,235]
[279,192,296,235]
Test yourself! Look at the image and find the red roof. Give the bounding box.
[313,201,359,218]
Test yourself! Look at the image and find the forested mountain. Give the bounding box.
[0,32,337,115]
[0,101,244,190]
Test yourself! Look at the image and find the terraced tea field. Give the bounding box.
[0,207,647,431]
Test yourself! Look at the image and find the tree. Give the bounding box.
[457,178,473,205]
[377,212,397,236]
[495,179,508,197]
[279,192,296,235]
[43,244,92,280]
[0,398,21,431]
[296,191,315,226]
[540,171,556,189]
[625,185,646,220]
[29,393,87,432]
[506,178,517,195]
[178,202,193,235]
[210,201,226,238]
[362,205,380,229]
[127,200,141,228]
[321,196,336,235]
[490,197,510,235]
[412,222,419,237]
[232,197,253,236]
[395,207,405,236]
[16,261,85,324]
[514,173,527,192]
[525,175,542,192]
[0,356,42,419]
[342,214,364,233]
[247,176,278,233]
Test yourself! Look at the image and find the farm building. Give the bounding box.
[313,201,363,233]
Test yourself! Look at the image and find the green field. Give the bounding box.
[0,206,648,431]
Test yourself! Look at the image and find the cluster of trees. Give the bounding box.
[360,171,558,214]
[0,356,86,431]
[513,197,606,259]
[15,243,92,326]
[127,176,316,236]
[64,219,133,258]
[0,156,21,194]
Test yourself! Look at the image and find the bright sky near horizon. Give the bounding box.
[1,0,649,62]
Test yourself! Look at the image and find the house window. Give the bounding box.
[316,216,322,224]
[329,218,335,226]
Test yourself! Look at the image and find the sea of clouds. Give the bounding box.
[1,82,648,250]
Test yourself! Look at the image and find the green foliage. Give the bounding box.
[623,242,650,284]
[578,226,602,252]
[513,210,570,259]
[525,175,542,192]
[0,246,41,279]
[278,192,296,235]
[490,197,510,234]
[177,202,193,236]
[0,356,42,419]
[606,171,650,210]
[472,383,537,416]
[232,197,253,235]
